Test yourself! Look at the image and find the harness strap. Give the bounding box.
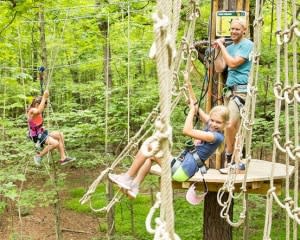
[173,141,208,174]
[232,95,245,111]
[191,150,207,174]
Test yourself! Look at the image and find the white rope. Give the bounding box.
[263,0,299,238]
[216,0,264,227]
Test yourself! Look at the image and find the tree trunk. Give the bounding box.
[95,0,112,88]
[52,160,62,240]
[203,192,233,240]
[106,181,115,237]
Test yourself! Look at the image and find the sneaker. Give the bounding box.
[34,155,42,166]
[219,162,246,174]
[60,157,76,165]
[127,183,139,199]
[108,173,132,190]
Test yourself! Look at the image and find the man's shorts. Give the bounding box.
[171,152,199,182]
[224,90,246,122]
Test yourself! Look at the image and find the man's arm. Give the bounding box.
[214,49,226,72]
[214,39,245,68]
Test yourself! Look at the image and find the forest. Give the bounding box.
[0,0,299,239]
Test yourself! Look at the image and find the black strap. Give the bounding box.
[232,95,245,110]
[191,150,205,168]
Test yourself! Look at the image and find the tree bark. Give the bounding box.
[203,192,233,240]
[52,160,62,240]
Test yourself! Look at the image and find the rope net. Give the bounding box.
[263,0,299,239]
[80,1,203,239]
[216,0,264,227]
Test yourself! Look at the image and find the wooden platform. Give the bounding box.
[150,159,295,194]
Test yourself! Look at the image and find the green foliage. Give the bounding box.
[0,0,299,239]
[66,183,300,240]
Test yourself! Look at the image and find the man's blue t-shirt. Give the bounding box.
[226,38,253,87]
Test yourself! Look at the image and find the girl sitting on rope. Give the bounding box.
[108,77,229,198]
[27,90,75,166]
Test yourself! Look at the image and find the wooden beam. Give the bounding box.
[172,180,282,195]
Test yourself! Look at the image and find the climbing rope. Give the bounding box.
[80,0,198,211]
[263,0,300,239]
[104,13,110,153]
[216,0,264,227]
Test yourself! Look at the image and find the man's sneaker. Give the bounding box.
[108,173,132,190]
[34,155,42,166]
[219,162,246,174]
[127,183,139,199]
[60,157,76,165]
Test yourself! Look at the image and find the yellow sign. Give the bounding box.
[216,11,247,37]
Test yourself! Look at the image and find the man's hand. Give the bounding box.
[213,38,225,48]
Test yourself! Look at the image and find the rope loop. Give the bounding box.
[273,132,287,153]
[275,30,284,46]
[292,207,300,216]
[273,82,284,100]
[141,118,172,158]
[292,146,300,159]
[267,187,276,195]
[292,84,300,103]
[187,0,200,20]
[252,52,261,64]
[253,17,264,27]
[283,86,294,104]
[190,45,198,61]
[181,37,189,60]
[293,23,300,37]
[146,192,161,234]
[284,197,293,205]
[141,135,161,158]
[153,12,169,34]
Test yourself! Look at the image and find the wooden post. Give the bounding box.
[203,1,250,239]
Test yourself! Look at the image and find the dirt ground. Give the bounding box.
[0,207,101,240]
[0,168,104,240]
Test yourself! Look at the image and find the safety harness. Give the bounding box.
[171,140,207,175]
[223,84,247,111]
[27,114,45,150]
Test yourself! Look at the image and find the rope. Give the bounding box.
[45,9,70,90]
[80,3,200,236]
[263,0,300,238]
[127,4,131,143]
[216,0,264,228]
[142,0,177,237]
[104,13,110,154]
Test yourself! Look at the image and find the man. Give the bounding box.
[213,18,253,165]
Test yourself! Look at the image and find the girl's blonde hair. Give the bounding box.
[209,105,230,154]
[209,105,230,124]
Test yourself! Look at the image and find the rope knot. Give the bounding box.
[140,118,172,159]
[267,187,276,195]
[152,12,169,33]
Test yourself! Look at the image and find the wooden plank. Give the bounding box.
[172,179,282,195]
[236,0,243,10]
[151,159,295,184]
